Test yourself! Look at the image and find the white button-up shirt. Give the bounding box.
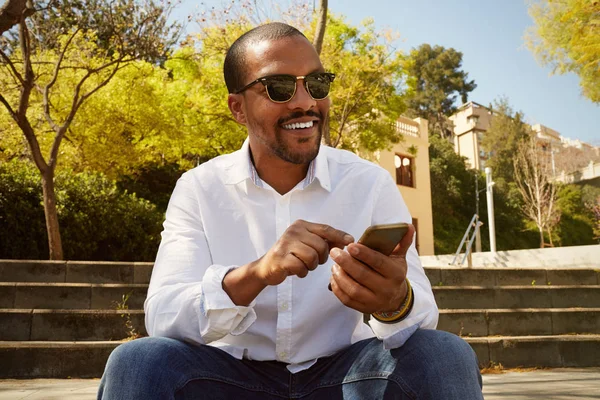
[145,140,439,373]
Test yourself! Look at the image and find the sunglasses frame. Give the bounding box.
[234,72,336,103]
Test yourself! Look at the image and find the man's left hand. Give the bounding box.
[329,224,415,314]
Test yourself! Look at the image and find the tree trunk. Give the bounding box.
[41,169,63,260]
[0,0,34,34]
[539,227,545,248]
[312,0,327,55]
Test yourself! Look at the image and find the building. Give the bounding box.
[448,102,493,170]
[378,116,435,255]
[449,102,597,171]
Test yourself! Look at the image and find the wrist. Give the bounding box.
[222,261,267,306]
[372,279,414,324]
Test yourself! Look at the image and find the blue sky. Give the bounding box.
[172,0,599,144]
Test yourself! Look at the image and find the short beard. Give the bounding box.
[251,111,327,165]
[272,127,322,164]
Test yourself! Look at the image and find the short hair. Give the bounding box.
[224,22,308,94]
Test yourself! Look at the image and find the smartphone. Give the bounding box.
[358,223,409,256]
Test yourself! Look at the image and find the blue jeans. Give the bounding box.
[98,329,483,399]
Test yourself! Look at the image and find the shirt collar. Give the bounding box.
[224,137,331,192]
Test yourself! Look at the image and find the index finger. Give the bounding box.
[304,222,354,249]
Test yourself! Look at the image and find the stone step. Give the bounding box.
[1,335,599,378]
[467,335,600,369]
[2,308,598,341]
[2,282,599,310]
[433,285,600,309]
[438,308,600,337]
[0,260,153,284]
[0,309,147,341]
[2,260,599,286]
[0,283,148,309]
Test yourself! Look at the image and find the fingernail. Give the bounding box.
[344,234,354,243]
[348,245,359,256]
[330,248,341,258]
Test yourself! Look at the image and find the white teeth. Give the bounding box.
[282,121,314,130]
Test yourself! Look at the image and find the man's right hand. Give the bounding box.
[254,220,355,286]
[223,220,354,306]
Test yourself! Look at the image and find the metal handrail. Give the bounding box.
[450,214,482,266]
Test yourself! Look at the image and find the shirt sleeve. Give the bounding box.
[366,170,439,349]
[144,172,257,345]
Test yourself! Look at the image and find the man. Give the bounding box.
[98,22,483,399]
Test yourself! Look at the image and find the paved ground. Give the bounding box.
[0,368,599,399]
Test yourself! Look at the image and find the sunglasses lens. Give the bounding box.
[306,73,333,100]
[265,76,297,102]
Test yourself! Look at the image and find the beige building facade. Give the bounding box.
[378,116,435,255]
[448,101,493,170]
[449,102,597,172]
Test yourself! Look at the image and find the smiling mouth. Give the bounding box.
[282,121,316,130]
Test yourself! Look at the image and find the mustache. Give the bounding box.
[278,110,322,125]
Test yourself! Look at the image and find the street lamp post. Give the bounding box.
[485,167,496,253]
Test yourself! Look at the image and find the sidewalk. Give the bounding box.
[0,368,599,399]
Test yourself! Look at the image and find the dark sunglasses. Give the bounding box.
[234,72,335,103]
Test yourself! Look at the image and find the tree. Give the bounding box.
[513,136,559,247]
[481,98,532,185]
[312,0,327,54]
[0,0,33,35]
[526,0,600,103]
[404,44,477,137]
[0,0,180,259]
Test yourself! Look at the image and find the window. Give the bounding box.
[395,154,415,187]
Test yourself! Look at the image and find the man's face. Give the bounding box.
[231,35,330,165]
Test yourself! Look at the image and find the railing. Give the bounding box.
[394,117,420,138]
[450,214,483,267]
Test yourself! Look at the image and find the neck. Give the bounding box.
[250,149,310,195]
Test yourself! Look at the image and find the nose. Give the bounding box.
[286,78,317,111]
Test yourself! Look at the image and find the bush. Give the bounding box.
[0,160,48,259]
[0,160,164,261]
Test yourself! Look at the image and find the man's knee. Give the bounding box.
[393,329,482,399]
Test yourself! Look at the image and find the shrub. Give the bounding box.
[0,160,164,261]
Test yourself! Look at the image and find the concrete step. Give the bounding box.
[438,308,600,337]
[0,341,120,378]
[433,285,600,309]
[1,335,599,378]
[466,335,600,369]
[1,308,598,341]
[0,309,147,341]
[2,282,598,310]
[0,283,148,309]
[2,260,600,286]
[425,267,600,287]
[0,260,153,284]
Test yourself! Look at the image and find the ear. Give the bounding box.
[228,93,247,125]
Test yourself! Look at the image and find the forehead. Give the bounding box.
[244,36,323,80]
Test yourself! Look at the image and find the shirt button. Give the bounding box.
[279,351,287,359]
[280,302,288,311]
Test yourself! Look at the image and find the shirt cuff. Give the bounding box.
[198,264,257,342]
[368,282,437,349]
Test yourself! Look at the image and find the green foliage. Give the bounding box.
[481,98,532,185]
[316,15,406,152]
[526,0,600,103]
[428,135,477,254]
[0,159,49,259]
[0,159,163,261]
[554,184,599,246]
[428,134,538,254]
[405,44,477,137]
